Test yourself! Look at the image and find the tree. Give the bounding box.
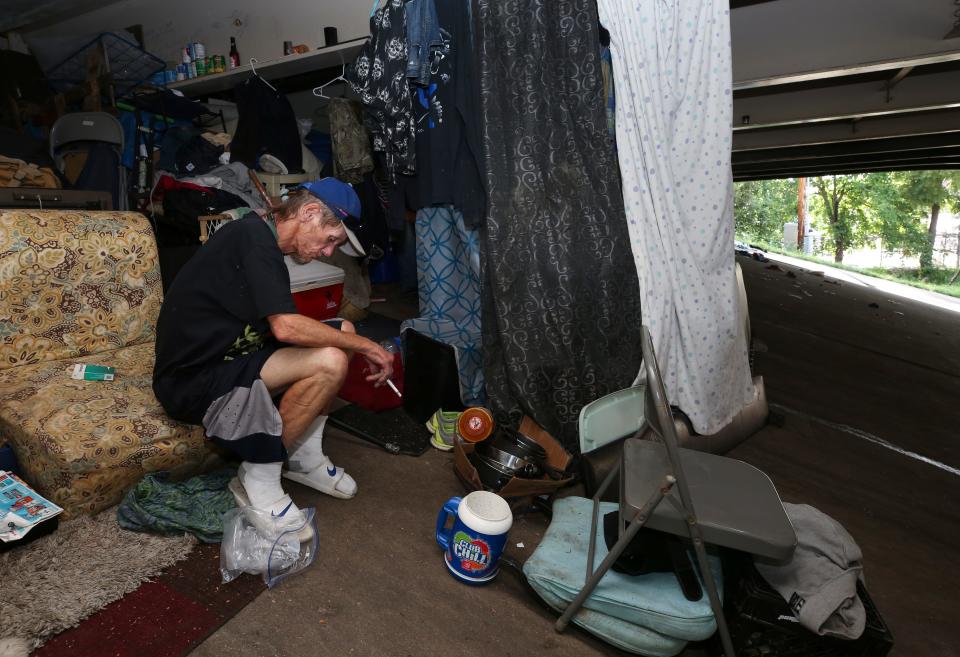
[808,173,932,263]
[859,172,927,259]
[891,171,960,272]
[733,178,797,244]
[809,175,875,263]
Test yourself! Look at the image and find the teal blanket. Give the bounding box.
[524,497,722,654]
[117,468,236,543]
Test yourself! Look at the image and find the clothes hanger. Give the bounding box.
[313,63,348,98]
[248,58,278,92]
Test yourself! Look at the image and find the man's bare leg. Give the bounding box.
[259,320,358,498]
[260,344,349,448]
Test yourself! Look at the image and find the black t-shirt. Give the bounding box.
[153,213,297,382]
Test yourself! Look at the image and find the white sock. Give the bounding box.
[238,461,287,509]
[287,415,328,473]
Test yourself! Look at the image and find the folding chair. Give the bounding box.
[555,326,796,657]
[49,111,127,210]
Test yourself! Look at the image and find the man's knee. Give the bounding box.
[306,346,350,383]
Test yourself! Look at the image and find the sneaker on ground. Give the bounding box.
[425,409,462,434]
[430,434,454,451]
[426,409,461,451]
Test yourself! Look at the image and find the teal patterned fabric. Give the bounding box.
[117,468,237,543]
[401,206,483,405]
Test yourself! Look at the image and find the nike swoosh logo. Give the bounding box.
[327,466,337,477]
[272,500,293,518]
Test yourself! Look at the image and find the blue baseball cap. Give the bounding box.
[298,178,365,256]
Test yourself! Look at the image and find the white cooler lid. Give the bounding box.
[284,256,345,292]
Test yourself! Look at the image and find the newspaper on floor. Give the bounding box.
[0,470,63,542]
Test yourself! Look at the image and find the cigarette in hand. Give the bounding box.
[385,378,402,398]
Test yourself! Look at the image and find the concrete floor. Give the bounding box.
[191,258,960,657]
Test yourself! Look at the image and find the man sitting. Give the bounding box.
[153,178,393,536]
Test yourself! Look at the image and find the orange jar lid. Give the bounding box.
[457,407,495,443]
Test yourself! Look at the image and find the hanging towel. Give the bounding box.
[401,206,484,405]
[755,503,866,640]
[597,0,755,435]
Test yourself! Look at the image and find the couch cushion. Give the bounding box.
[0,210,162,371]
[523,497,721,641]
[0,342,214,517]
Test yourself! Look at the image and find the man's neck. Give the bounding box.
[261,213,279,240]
[272,215,298,255]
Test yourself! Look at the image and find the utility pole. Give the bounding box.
[796,177,806,251]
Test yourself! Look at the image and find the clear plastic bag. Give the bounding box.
[219,505,318,588]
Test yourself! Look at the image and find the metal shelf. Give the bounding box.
[167,38,366,97]
[45,32,165,100]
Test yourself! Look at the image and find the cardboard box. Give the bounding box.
[285,256,345,321]
[454,416,574,499]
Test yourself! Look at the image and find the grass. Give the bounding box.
[743,239,960,299]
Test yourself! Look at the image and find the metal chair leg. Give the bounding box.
[555,475,674,633]
[689,532,737,657]
[585,457,621,582]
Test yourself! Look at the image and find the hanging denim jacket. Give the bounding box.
[405,0,449,86]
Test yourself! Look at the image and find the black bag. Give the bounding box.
[603,511,704,601]
[175,135,223,177]
[158,187,245,246]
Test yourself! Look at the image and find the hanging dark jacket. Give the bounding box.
[230,76,303,173]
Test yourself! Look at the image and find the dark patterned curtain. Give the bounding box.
[477,0,644,455]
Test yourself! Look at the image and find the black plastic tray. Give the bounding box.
[722,558,894,657]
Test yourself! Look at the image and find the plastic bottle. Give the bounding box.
[379,339,399,354]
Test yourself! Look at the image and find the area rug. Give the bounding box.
[31,541,266,657]
[0,509,197,653]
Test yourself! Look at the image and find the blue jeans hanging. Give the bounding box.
[405,0,449,86]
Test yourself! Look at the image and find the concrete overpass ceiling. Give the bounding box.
[732,0,960,82]
[0,0,127,33]
[4,0,959,179]
[731,0,960,179]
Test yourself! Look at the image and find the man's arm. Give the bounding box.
[267,313,394,383]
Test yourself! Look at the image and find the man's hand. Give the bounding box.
[266,313,395,385]
[361,340,394,385]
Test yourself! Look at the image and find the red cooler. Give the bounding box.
[284,256,345,321]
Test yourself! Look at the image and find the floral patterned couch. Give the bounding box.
[0,210,217,517]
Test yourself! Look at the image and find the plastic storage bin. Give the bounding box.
[721,560,894,657]
[284,256,344,321]
[259,171,310,197]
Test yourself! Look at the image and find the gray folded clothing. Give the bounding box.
[755,503,865,640]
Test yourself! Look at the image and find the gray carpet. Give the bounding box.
[0,508,197,652]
